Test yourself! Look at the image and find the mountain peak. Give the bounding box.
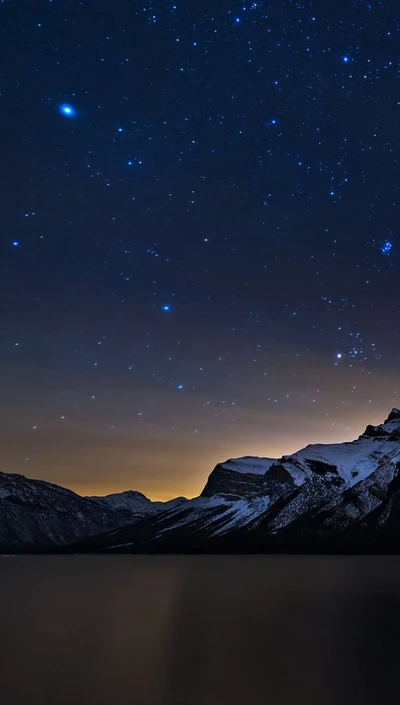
[385,408,400,423]
[87,489,152,513]
[360,409,400,439]
[105,490,150,501]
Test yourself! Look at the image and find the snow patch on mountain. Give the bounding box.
[220,457,276,475]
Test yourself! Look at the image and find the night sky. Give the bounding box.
[1,0,399,500]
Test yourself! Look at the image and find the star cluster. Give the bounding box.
[0,0,399,498]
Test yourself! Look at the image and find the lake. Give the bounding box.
[1,555,400,704]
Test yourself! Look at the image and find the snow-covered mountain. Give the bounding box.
[71,408,400,554]
[88,490,188,515]
[88,489,154,513]
[4,408,400,553]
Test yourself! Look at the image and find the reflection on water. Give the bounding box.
[1,556,400,704]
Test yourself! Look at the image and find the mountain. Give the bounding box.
[0,473,184,552]
[88,489,154,513]
[69,408,400,554]
[4,408,400,553]
[88,490,188,515]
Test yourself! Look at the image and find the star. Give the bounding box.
[59,104,76,117]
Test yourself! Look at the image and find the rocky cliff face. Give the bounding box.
[4,409,400,553]
[201,457,276,500]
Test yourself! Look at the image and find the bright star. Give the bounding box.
[162,305,170,311]
[342,56,350,63]
[337,353,343,359]
[12,241,19,247]
[59,103,76,117]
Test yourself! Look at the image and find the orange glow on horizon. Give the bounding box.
[72,484,199,503]
[66,405,391,501]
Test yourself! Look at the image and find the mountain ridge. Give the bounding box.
[3,408,400,553]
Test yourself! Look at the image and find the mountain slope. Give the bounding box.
[0,473,177,552]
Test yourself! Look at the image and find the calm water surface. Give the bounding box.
[1,555,400,704]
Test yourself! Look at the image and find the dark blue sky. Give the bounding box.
[1,0,399,498]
